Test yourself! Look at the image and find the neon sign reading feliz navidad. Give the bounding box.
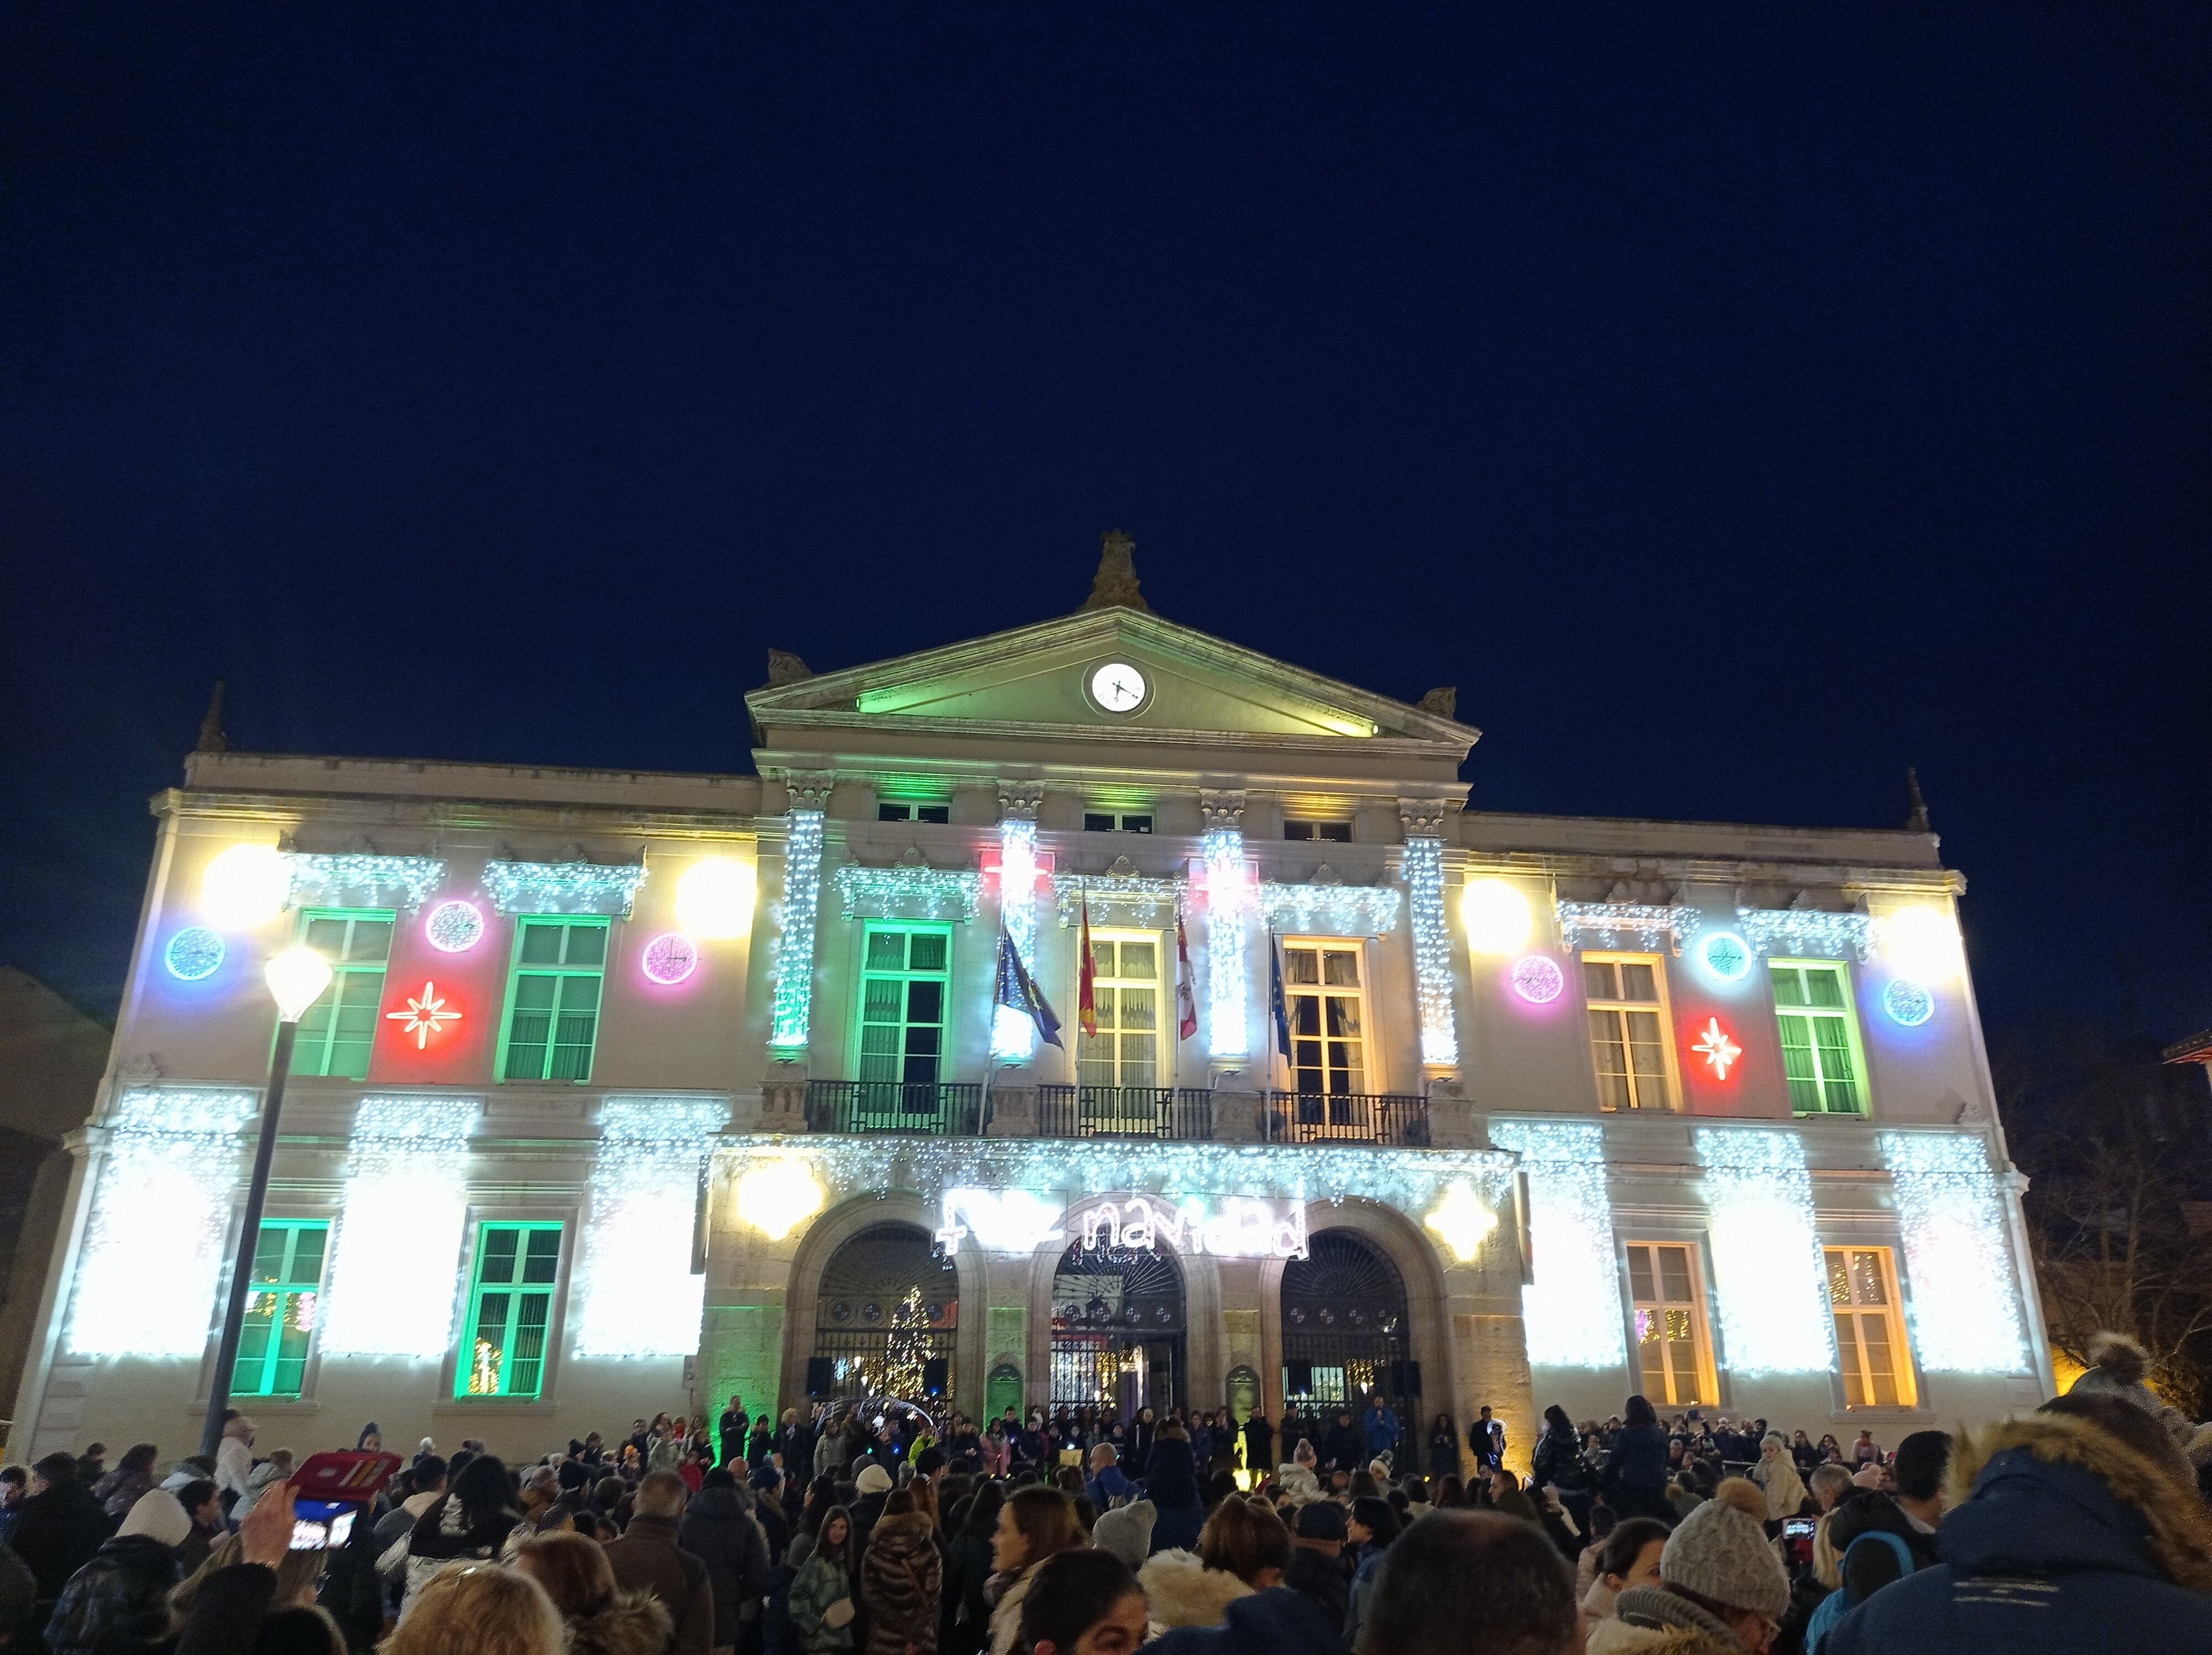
[933,1189,1310,1260]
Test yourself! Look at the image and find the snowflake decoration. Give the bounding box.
[165,927,226,981]
[1699,931,1752,982]
[641,933,700,985]
[1692,1017,1742,1079]
[385,982,463,1049]
[1882,979,1934,1027]
[425,901,486,954]
[1510,955,1565,1004]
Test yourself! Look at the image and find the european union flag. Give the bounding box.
[994,927,1063,1049]
[1269,931,1293,1063]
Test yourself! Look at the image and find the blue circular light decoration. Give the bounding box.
[425,899,486,954]
[1698,930,1752,982]
[1883,978,1934,1027]
[165,926,225,981]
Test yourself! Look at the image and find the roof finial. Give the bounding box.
[1081,529,1150,613]
[1903,766,1931,833]
[195,680,229,753]
[765,648,814,687]
[1418,686,1457,720]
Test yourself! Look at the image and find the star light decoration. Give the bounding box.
[384,981,463,1049]
[1692,1017,1741,1079]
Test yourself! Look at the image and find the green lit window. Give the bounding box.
[460,1222,562,1398]
[1770,961,1869,1115]
[231,1220,328,1398]
[499,918,608,1082]
[857,924,950,1085]
[878,802,951,824]
[290,910,394,1079]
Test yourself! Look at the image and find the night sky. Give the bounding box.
[4,8,2206,1041]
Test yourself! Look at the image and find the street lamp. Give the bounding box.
[200,944,333,1457]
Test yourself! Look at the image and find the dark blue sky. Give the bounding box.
[4,6,2206,1039]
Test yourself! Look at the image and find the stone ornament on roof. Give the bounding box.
[1079,529,1151,612]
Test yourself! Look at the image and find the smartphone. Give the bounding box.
[1782,1517,1818,1539]
[290,1499,358,1551]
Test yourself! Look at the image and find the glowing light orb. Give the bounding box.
[425,900,486,953]
[676,857,756,939]
[1881,907,1962,981]
[1510,955,1565,1003]
[1460,879,1533,955]
[1882,979,1934,1027]
[641,933,700,985]
[1423,1182,1498,1263]
[1698,930,1752,982]
[734,1160,825,1240]
[383,981,462,1048]
[201,843,292,929]
[1692,1017,1742,1079]
[165,927,226,981]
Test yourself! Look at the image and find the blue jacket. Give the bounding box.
[1087,1464,1138,1510]
[1825,1414,2212,1654]
[1146,1585,1348,1655]
[1363,1407,1400,1459]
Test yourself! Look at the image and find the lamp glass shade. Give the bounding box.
[264,946,335,1022]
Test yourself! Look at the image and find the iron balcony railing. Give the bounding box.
[1264,1090,1430,1147]
[805,1080,984,1136]
[1034,1085,1213,1141]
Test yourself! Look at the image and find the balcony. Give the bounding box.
[804,1080,984,1136]
[1264,1090,1430,1147]
[1034,1085,1212,1141]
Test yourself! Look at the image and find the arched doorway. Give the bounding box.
[1049,1238,1184,1418]
[813,1223,958,1404]
[1280,1230,1413,1422]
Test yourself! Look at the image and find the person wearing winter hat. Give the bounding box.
[1587,1495,1791,1654]
[850,1461,895,1556]
[2067,1330,2162,1415]
[116,1487,193,1548]
[1092,1498,1157,1570]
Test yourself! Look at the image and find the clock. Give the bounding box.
[1088,662,1147,713]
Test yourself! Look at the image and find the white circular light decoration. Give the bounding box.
[201,843,292,929]
[1510,955,1565,1004]
[165,927,226,981]
[1088,662,1148,713]
[1883,978,1935,1027]
[425,900,486,954]
[676,858,755,939]
[1461,879,1533,955]
[1698,930,1752,982]
[641,933,700,985]
[1882,907,1962,982]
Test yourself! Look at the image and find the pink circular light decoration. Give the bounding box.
[641,932,700,986]
[1510,955,1565,1004]
[425,900,486,954]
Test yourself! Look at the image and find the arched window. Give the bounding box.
[1281,1230,1412,1417]
[1050,1236,1185,1417]
[814,1223,957,1401]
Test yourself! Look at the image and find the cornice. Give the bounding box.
[753,707,1468,762]
[152,787,764,839]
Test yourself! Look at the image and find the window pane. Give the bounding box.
[1283,822,1313,840]
[520,924,564,965]
[1625,1011,1666,1083]
[1619,962,1657,1002]
[481,1227,520,1283]
[1120,1034,1156,1088]
[1776,1015,1821,1111]
[1835,1313,1865,1407]
[347,919,393,963]
[1771,967,1806,1007]
[1325,996,1361,1038]
[909,933,947,972]
[1583,961,1618,1000]
[251,1227,290,1282]
[1851,1251,1886,1305]
[1323,950,1360,987]
[1123,816,1152,834]
[1589,1011,1629,1106]
[1627,1246,1655,1304]
[1317,823,1351,842]
[916,805,950,824]
[1084,813,1114,832]
[1657,1246,1694,1303]
[561,925,606,967]
[1285,949,1318,985]
[1805,967,1845,1009]
[862,977,902,1023]
[523,1229,561,1283]
[907,981,943,1024]
[304,917,348,953]
[1121,988,1156,1032]
[1827,1250,1851,1306]
[866,930,906,970]
[1120,941,1155,979]
[292,1226,327,1283]
[1292,998,1322,1037]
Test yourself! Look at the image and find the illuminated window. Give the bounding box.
[460,1222,561,1399]
[1827,1246,1915,1407]
[858,924,951,1086]
[1770,961,1869,1115]
[290,910,393,1080]
[499,918,608,1082]
[1582,954,1678,1111]
[1082,811,1153,834]
[1283,940,1368,1095]
[231,1219,328,1398]
[1283,820,1352,842]
[1078,934,1160,1090]
[878,802,951,824]
[1626,1241,1713,1406]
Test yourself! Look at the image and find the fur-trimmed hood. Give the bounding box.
[1586,1591,1744,1655]
[1943,1410,2212,1591]
[567,1588,675,1655]
[1138,1548,1255,1630]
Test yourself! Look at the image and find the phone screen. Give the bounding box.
[291,1498,357,1551]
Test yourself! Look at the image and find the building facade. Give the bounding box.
[8,564,2054,1470]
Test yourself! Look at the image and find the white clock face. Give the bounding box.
[1089,662,1147,713]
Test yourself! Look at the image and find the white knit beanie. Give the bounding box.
[118,1489,192,1548]
[1658,1496,1791,1618]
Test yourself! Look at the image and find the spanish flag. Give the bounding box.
[1077,900,1099,1038]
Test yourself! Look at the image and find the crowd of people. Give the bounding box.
[4,1333,2210,1654]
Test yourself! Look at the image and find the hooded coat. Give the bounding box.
[7,1478,116,1601]
[40,1533,180,1655]
[1585,1586,1749,1654]
[1136,1552,1254,1633]
[858,1509,940,1655]
[1142,1585,1352,1655]
[568,1588,678,1655]
[1823,1411,2212,1653]
[680,1483,772,1647]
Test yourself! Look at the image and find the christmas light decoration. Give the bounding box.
[320,1096,479,1358]
[1055,873,1183,928]
[1877,1131,2030,1374]
[769,810,825,1051]
[1259,883,1402,936]
[1422,1181,1496,1263]
[574,1098,729,1357]
[287,853,446,912]
[641,934,700,985]
[384,981,463,1049]
[65,1088,255,1358]
[1879,908,1963,981]
[735,1157,826,1240]
[1557,903,1697,954]
[202,843,292,929]
[1881,979,1935,1027]
[676,857,755,939]
[1510,955,1565,1004]
[1076,1195,1308,1260]
[935,1188,1066,1255]
[482,858,647,917]
[1460,878,1533,955]
[1735,908,1876,962]
[1694,1127,1834,1375]
[425,900,486,954]
[1202,828,1251,1058]
[1487,1120,1626,1370]
[1695,931,1753,983]
[991,817,1044,1060]
[833,863,983,923]
[1404,837,1459,1066]
[1691,1017,1742,1079]
[165,927,226,981]
[880,1287,931,1398]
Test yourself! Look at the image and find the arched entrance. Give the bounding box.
[813,1223,958,1403]
[1280,1230,1413,1420]
[1049,1238,1184,1418]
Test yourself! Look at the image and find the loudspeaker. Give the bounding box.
[922,1357,948,1397]
[1287,1360,1314,1394]
[805,1356,832,1398]
[1405,1360,1422,1396]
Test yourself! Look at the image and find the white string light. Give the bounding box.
[1402,838,1458,1066]
[1878,1131,2031,1374]
[1259,882,1403,936]
[990,817,1043,1060]
[1556,903,1698,954]
[320,1096,481,1359]
[1735,908,1877,962]
[482,858,647,917]
[1202,828,1251,1058]
[769,810,825,1050]
[1488,1119,1627,1369]
[1694,1127,1836,1376]
[286,853,447,912]
[573,1098,729,1357]
[834,863,982,923]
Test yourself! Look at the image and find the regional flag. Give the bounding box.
[1175,908,1198,1041]
[1078,901,1099,1039]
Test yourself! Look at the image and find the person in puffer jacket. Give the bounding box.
[1824,1391,2212,1654]
[41,1524,180,1654]
[680,1468,772,1651]
[858,1489,941,1655]
[390,1454,523,1617]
